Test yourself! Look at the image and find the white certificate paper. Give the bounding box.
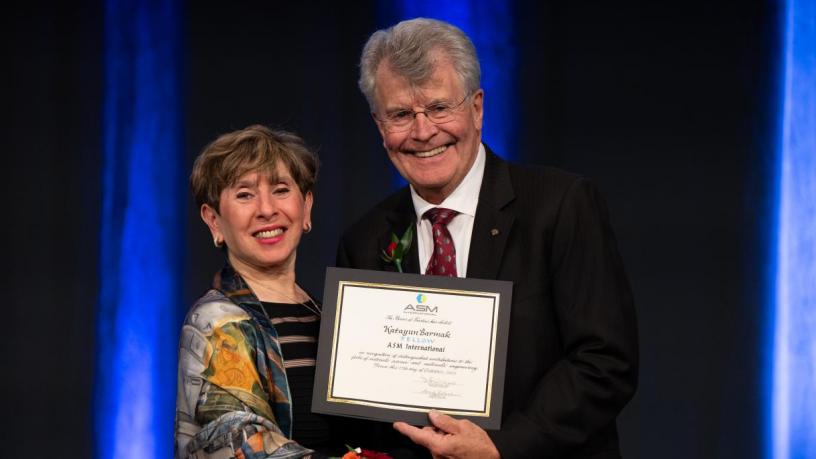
[313,268,512,429]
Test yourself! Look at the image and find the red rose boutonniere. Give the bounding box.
[380,225,414,273]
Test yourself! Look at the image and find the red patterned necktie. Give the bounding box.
[424,207,460,277]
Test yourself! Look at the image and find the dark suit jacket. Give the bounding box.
[336,150,638,459]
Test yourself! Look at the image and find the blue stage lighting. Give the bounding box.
[771,0,816,458]
[96,1,184,458]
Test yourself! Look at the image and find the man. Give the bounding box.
[337,18,638,458]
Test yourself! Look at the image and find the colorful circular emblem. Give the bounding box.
[416,293,427,303]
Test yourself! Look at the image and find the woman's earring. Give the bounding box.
[304,222,312,234]
[213,237,222,247]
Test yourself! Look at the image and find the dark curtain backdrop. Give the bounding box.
[7,1,778,458]
[6,2,102,457]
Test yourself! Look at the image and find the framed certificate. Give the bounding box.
[312,267,512,429]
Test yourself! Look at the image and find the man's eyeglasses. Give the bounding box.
[375,93,472,133]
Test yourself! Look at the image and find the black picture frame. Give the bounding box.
[312,267,512,429]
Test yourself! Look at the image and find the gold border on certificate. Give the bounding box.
[325,281,501,418]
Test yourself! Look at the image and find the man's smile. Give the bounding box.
[411,145,449,158]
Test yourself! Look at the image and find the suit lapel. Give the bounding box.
[383,189,420,274]
[467,150,515,280]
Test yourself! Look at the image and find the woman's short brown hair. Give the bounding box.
[190,125,319,212]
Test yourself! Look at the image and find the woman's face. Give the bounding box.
[201,162,313,275]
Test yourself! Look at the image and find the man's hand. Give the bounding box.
[393,410,500,459]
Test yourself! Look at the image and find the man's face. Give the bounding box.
[372,54,483,204]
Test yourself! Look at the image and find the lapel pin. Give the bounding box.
[490,228,500,236]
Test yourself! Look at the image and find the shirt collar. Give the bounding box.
[411,143,486,220]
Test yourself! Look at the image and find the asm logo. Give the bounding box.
[404,304,438,313]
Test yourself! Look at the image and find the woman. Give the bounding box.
[175,125,335,458]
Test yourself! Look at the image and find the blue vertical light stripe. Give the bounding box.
[378,1,517,187]
[771,0,816,458]
[96,1,184,458]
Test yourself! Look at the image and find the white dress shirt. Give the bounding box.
[411,143,486,277]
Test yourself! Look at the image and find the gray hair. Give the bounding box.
[358,18,481,110]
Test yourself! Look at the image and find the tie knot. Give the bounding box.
[424,207,459,226]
